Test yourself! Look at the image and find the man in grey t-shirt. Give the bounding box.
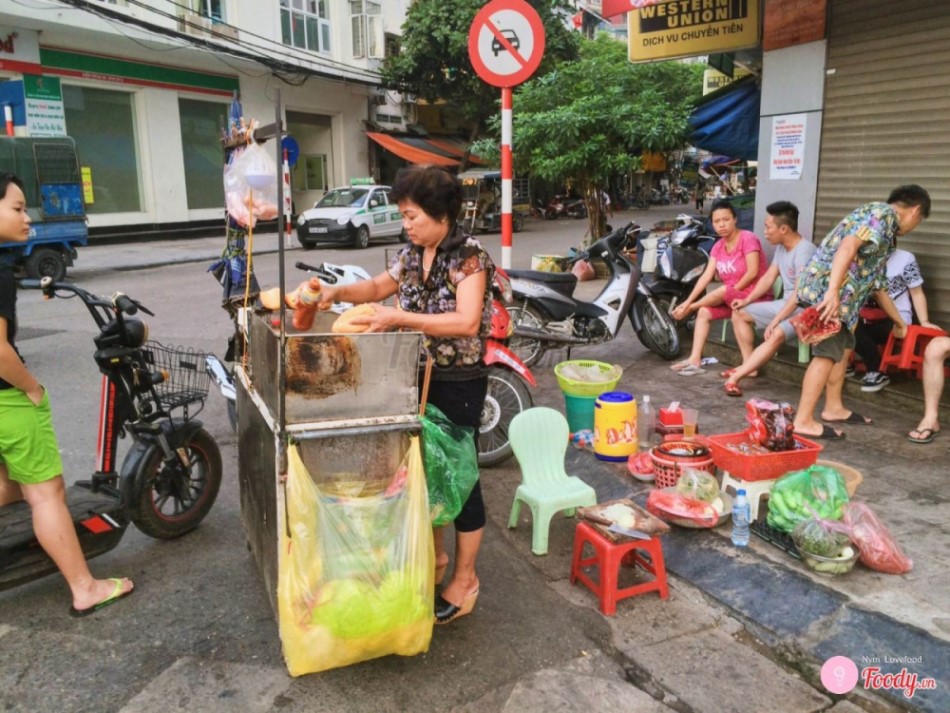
[722,201,816,396]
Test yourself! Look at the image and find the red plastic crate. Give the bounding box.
[707,432,822,482]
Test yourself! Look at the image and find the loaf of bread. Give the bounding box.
[331,304,376,333]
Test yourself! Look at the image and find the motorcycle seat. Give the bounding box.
[506,269,577,286]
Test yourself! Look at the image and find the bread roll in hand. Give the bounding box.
[331,304,376,333]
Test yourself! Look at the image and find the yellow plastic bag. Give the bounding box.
[278,436,434,676]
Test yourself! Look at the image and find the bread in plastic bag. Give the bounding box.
[278,439,433,675]
[224,142,279,228]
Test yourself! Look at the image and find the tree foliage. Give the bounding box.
[481,35,704,236]
[381,0,579,148]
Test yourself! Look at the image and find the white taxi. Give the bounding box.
[296,180,406,250]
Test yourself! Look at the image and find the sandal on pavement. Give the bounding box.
[671,360,693,371]
[721,368,758,379]
[435,585,479,625]
[724,382,743,397]
[678,364,705,376]
[907,428,939,444]
[795,425,845,441]
[69,578,134,618]
[823,411,873,426]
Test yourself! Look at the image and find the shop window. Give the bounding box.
[62,85,142,214]
[280,0,331,54]
[179,98,228,210]
[350,1,382,59]
[294,154,327,192]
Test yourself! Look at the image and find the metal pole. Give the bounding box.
[274,87,287,471]
[500,86,513,270]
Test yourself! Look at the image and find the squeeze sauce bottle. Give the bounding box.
[292,279,322,331]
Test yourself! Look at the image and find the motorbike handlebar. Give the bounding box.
[112,292,138,316]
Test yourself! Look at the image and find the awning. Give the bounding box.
[423,137,486,165]
[365,132,459,167]
[688,75,760,161]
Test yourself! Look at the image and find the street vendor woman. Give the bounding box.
[317,165,491,625]
[792,184,931,440]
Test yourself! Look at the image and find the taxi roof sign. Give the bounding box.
[350,177,375,185]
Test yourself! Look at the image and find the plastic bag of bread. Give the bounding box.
[331,304,376,333]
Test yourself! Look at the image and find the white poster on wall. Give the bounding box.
[770,113,807,180]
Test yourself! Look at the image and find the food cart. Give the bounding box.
[226,92,433,676]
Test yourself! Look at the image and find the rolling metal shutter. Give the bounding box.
[815,0,950,325]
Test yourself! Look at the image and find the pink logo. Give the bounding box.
[821,656,859,694]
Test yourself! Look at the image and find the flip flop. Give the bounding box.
[907,428,939,444]
[720,368,758,379]
[795,425,845,441]
[670,360,693,371]
[69,578,134,618]
[678,364,705,376]
[724,382,743,397]
[823,411,873,426]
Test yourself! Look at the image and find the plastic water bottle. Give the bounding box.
[731,489,750,547]
[638,395,654,450]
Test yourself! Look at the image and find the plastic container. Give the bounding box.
[554,360,622,398]
[564,393,597,433]
[706,432,822,482]
[731,489,750,547]
[798,547,860,576]
[650,440,715,489]
[638,395,654,450]
[594,391,637,462]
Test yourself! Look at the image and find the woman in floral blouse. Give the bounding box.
[318,165,493,625]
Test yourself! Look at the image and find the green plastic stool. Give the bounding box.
[508,407,598,556]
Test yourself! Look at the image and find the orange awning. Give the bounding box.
[423,138,486,165]
[366,132,459,167]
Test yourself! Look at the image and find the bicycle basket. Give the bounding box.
[143,341,211,409]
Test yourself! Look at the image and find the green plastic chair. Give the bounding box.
[508,407,598,556]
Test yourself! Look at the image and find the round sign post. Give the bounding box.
[468,0,545,269]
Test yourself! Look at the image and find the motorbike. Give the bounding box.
[205,262,534,467]
[1,278,223,591]
[633,214,718,341]
[541,194,587,220]
[505,223,682,364]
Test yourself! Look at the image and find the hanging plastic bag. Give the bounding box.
[789,305,841,345]
[572,259,596,281]
[420,403,479,526]
[224,142,280,228]
[766,465,850,533]
[277,439,433,676]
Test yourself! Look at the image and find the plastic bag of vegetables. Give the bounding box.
[278,439,433,676]
[766,464,850,533]
[675,468,720,503]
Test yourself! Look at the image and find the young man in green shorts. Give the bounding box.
[0,173,134,615]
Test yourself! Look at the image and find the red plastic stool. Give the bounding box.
[569,521,669,615]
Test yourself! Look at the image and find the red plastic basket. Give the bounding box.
[650,443,716,490]
[706,432,822,482]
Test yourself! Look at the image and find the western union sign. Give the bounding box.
[628,0,760,63]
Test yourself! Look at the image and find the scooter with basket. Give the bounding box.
[0,277,223,591]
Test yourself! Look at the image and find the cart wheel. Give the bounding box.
[513,213,525,232]
[25,247,67,281]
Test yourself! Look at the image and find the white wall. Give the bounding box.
[755,41,828,243]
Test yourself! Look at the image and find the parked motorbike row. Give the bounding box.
[534,195,588,220]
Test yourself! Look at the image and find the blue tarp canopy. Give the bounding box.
[688,75,760,161]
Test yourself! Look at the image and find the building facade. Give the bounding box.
[0,0,410,238]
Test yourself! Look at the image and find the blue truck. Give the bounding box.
[0,136,87,280]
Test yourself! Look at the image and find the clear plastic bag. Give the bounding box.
[277,439,433,676]
[420,403,479,526]
[792,516,851,558]
[224,142,279,228]
[675,468,720,503]
[745,398,796,451]
[646,488,718,528]
[838,502,913,574]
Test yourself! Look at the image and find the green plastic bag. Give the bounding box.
[767,465,850,533]
[420,403,479,526]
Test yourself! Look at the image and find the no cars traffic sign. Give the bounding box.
[468,0,546,88]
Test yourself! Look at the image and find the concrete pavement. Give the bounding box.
[62,217,948,712]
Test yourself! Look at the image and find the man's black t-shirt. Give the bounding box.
[0,265,21,390]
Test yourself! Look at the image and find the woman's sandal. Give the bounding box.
[435,585,479,625]
[907,428,939,444]
[724,381,743,397]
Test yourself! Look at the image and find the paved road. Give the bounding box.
[1,208,945,713]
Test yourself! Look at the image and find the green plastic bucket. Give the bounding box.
[564,393,597,433]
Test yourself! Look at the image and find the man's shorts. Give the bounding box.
[0,388,63,484]
[742,299,799,341]
[811,327,857,363]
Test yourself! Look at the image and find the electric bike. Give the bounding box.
[0,278,223,591]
